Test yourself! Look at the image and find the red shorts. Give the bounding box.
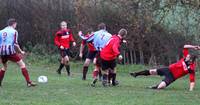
[1,54,21,63]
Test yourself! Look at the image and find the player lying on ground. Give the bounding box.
[54,21,76,76]
[100,28,127,87]
[0,18,36,87]
[130,45,200,91]
[79,28,102,80]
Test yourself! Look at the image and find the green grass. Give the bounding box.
[0,61,200,105]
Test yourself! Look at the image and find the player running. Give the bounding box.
[54,21,76,76]
[0,18,36,87]
[130,45,199,91]
[78,23,112,81]
[100,28,127,87]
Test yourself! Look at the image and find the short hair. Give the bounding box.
[98,23,106,30]
[7,18,17,26]
[60,21,67,25]
[86,28,93,34]
[118,28,127,37]
[191,55,197,63]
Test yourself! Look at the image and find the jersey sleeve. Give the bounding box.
[81,40,86,45]
[14,31,18,44]
[112,39,120,56]
[69,30,75,42]
[189,64,196,82]
[183,48,189,57]
[54,33,61,47]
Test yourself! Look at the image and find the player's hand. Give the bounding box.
[118,55,123,61]
[73,42,76,46]
[79,53,83,58]
[21,51,25,55]
[122,39,127,43]
[78,31,83,36]
[60,46,64,49]
[197,46,200,50]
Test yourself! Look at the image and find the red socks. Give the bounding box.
[92,70,99,78]
[21,68,31,83]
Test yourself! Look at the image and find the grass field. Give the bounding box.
[0,61,200,105]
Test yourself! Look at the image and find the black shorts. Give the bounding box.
[60,49,70,57]
[101,58,116,71]
[157,68,175,86]
[86,51,98,60]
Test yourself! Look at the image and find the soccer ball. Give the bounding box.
[38,76,48,83]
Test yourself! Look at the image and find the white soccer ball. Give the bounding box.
[38,76,48,83]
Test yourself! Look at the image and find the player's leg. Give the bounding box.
[101,59,110,87]
[56,58,64,75]
[91,65,100,87]
[82,58,91,80]
[0,59,8,87]
[16,59,36,87]
[56,50,65,75]
[148,68,175,89]
[82,51,97,80]
[63,55,70,76]
[130,69,158,77]
[110,69,118,86]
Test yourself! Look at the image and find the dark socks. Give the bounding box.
[112,73,116,85]
[65,65,70,76]
[98,70,102,79]
[82,66,88,80]
[108,73,112,83]
[57,63,64,73]
[135,70,150,76]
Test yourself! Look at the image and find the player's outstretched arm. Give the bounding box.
[184,45,199,50]
[14,44,25,54]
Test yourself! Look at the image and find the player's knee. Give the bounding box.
[17,60,26,68]
[84,59,90,66]
[149,69,157,75]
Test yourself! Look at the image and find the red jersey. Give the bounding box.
[81,34,96,51]
[54,29,75,48]
[169,48,195,82]
[81,41,96,52]
[100,35,121,61]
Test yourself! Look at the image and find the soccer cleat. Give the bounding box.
[98,76,102,81]
[91,79,98,87]
[112,80,119,86]
[82,76,86,80]
[27,81,37,87]
[130,72,137,78]
[67,72,71,76]
[102,80,109,87]
[91,83,95,87]
[56,70,61,75]
[147,85,158,89]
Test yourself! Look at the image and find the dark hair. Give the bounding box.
[86,28,93,34]
[191,55,197,63]
[7,18,17,26]
[98,23,106,30]
[118,28,127,37]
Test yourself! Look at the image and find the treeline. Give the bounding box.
[0,0,199,65]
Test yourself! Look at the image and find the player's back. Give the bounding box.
[93,30,112,51]
[0,26,17,55]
